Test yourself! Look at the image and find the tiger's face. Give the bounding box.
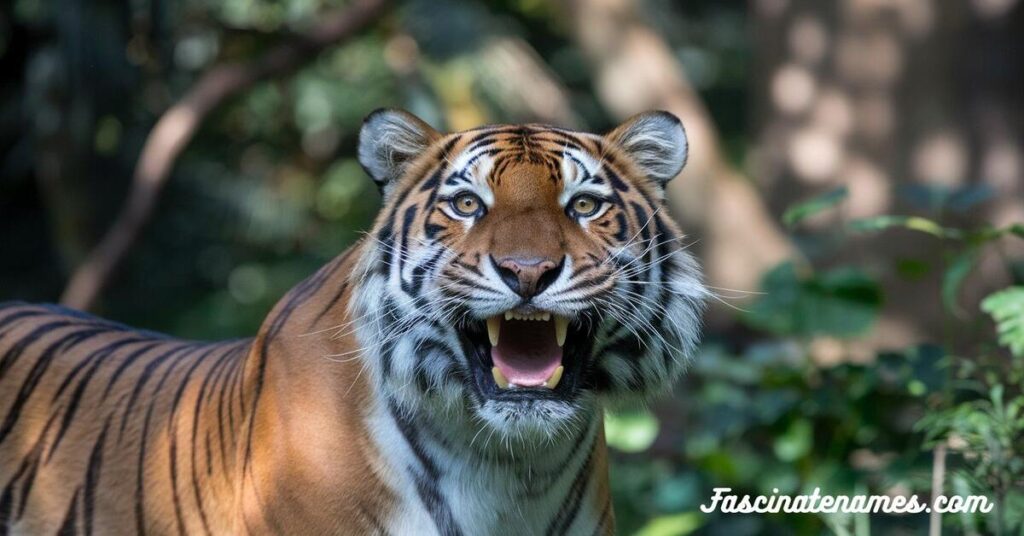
[352,109,706,439]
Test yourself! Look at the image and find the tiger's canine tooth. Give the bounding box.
[555,316,568,347]
[545,366,564,389]
[491,367,510,389]
[486,316,501,346]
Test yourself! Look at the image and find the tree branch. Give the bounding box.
[60,0,391,311]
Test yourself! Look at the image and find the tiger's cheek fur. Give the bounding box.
[349,193,473,414]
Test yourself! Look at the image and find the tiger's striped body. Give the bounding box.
[0,110,705,535]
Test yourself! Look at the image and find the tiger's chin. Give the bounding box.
[457,309,600,438]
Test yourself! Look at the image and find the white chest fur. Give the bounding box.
[365,398,606,536]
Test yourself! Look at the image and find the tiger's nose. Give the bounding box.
[491,256,564,299]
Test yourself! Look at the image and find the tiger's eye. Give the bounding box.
[572,196,599,217]
[452,193,482,216]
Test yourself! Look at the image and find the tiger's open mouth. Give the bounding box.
[460,309,594,402]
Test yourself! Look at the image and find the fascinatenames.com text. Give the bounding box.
[700,487,994,515]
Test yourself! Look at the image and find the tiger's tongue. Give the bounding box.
[491,319,562,387]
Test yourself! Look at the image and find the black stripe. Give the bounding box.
[134,341,198,536]
[604,167,630,192]
[168,345,223,432]
[310,248,358,326]
[190,343,245,534]
[0,327,107,445]
[410,338,459,394]
[409,248,446,297]
[389,402,463,536]
[242,258,337,485]
[100,341,166,399]
[83,420,111,536]
[544,440,597,536]
[0,319,82,378]
[377,299,400,379]
[53,336,145,400]
[592,498,613,536]
[217,352,240,476]
[8,402,65,521]
[47,337,149,461]
[57,488,81,536]
[398,205,420,296]
[167,344,223,536]
[519,419,599,500]
[118,343,199,440]
[169,428,188,536]
[0,307,52,346]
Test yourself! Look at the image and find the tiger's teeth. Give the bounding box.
[486,316,501,346]
[501,311,556,322]
[544,366,565,389]
[491,367,510,389]
[555,316,568,347]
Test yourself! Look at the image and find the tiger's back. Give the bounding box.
[0,302,252,534]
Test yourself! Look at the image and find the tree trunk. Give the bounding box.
[563,0,797,329]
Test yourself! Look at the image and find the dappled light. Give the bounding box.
[912,130,969,186]
[788,126,842,182]
[771,63,817,114]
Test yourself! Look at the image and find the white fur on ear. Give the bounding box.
[605,111,688,185]
[358,108,441,194]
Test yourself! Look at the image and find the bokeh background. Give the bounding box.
[2,0,1023,534]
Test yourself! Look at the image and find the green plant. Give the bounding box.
[983,287,1024,358]
[917,286,1024,535]
[607,186,1024,536]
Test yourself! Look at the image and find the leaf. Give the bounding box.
[981,287,1024,357]
[897,183,952,210]
[605,410,660,453]
[773,419,812,462]
[634,512,703,536]
[942,248,978,316]
[782,186,848,227]
[948,183,995,212]
[849,215,963,239]
[744,262,882,338]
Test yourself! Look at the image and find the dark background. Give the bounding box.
[2,0,1023,534]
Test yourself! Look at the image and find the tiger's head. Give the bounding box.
[351,109,706,439]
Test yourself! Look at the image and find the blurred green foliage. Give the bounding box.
[610,341,942,535]
[744,262,882,339]
[608,193,1024,535]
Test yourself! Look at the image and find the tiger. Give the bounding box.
[0,109,707,535]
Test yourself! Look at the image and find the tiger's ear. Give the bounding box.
[358,108,441,194]
[605,111,688,185]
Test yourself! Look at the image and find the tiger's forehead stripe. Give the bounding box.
[373,122,671,294]
[434,126,608,192]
